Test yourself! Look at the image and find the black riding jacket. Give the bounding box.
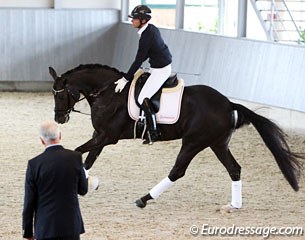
[124,23,172,81]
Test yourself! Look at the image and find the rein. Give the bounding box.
[71,96,91,116]
[70,81,120,116]
[52,87,90,115]
[71,107,90,116]
[53,75,118,117]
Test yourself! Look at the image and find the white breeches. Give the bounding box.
[138,64,172,104]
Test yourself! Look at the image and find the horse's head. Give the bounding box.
[49,67,80,124]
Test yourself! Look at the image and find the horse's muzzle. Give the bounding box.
[55,113,70,124]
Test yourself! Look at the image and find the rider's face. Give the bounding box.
[131,18,141,28]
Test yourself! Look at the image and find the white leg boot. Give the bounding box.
[149,177,174,199]
[222,180,242,213]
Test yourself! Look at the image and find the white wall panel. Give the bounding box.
[0,0,120,9]
[0,0,52,8]
[1,14,304,112]
[0,9,119,81]
[112,23,305,112]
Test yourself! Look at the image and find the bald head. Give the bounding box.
[39,121,61,146]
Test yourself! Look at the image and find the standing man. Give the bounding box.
[114,5,172,144]
[22,121,88,240]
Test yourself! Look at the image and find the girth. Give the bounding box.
[134,72,178,112]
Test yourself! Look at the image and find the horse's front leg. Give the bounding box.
[76,131,104,170]
[135,141,205,208]
[76,130,117,153]
[75,131,118,169]
[77,131,117,191]
[83,147,104,191]
[75,134,104,154]
[83,147,103,170]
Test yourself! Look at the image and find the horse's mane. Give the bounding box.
[62,64,123,76]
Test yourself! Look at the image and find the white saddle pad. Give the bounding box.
[128,70,184,124]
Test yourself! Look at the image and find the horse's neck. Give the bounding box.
[82,80,129,107]
[68,68,124,105]
[71,73,116,92]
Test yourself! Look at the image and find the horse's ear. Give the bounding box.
[49,67,57,81]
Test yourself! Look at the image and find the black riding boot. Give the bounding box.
[141,98,161,145]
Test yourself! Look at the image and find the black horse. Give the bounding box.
[49,64,303,210]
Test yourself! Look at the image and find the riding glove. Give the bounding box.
[114,77,128,93]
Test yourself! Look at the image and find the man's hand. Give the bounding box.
[114,77,128,93]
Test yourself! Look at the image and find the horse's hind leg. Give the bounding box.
[210,141,242,212]
[135,141,206,208]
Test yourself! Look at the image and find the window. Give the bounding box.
[184,0,219,33]
[126,0,239,38]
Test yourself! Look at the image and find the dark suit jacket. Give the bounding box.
[22,145,88,239]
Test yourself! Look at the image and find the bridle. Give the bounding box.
[52,76,116,116]
[52,88,65,94]
[52,86,88,115]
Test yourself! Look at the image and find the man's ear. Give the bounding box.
[49,67,58,81]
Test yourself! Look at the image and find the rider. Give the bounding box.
[114,5,172,144]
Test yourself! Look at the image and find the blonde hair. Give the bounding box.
[39,121,60,143]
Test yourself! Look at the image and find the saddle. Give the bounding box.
[134,72,178,112]
[128,69,184,125]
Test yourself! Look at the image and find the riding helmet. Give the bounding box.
[129,5,152,21]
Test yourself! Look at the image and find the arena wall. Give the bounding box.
[112,23,305,112]
[0,10,304,112]
[0,0,120,9]
[0,8,119,90]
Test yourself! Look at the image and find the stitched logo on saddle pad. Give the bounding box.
[128,70,184,124]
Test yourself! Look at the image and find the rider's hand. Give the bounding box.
[114,77,128,93]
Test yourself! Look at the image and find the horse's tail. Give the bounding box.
[230,102,303,191]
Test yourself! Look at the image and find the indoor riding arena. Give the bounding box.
[1,1,305,240]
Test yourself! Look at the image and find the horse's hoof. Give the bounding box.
[88,176,99,191]
[221,203,240,213]
[135,199,147,208]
